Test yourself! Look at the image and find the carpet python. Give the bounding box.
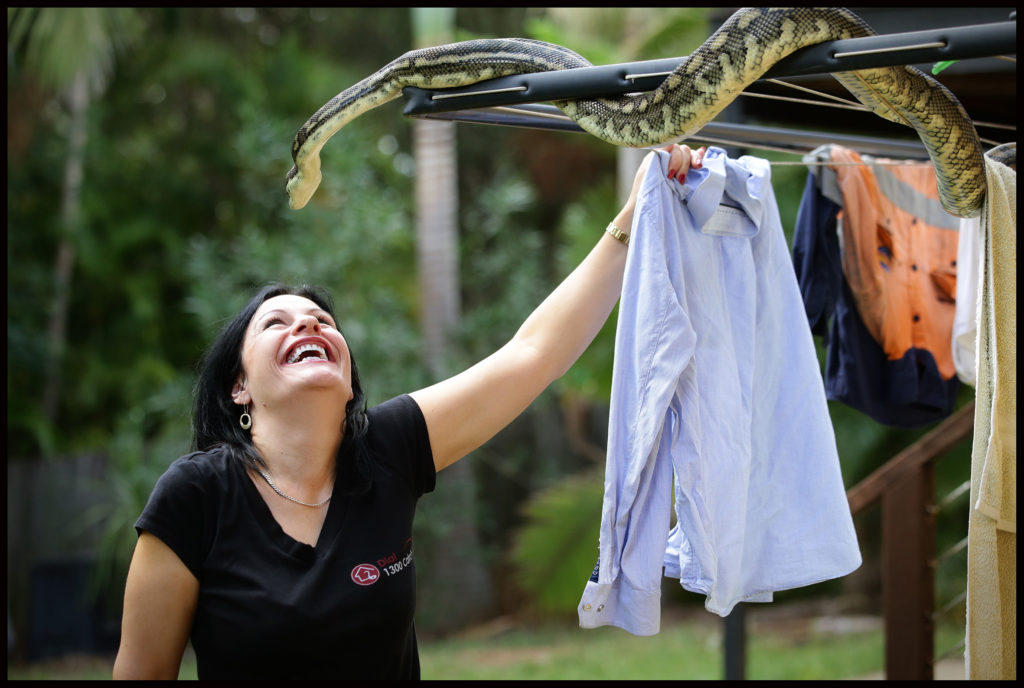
[286,7,994,218]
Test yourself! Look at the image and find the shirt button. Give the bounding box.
[583,604,592,611]
[913,314,921,322]
[911,264,918,271]
[597,604,605,612]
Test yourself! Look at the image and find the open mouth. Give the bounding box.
[286,343,330,364]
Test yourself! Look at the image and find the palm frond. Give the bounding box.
[8,7,143,95]
[510,470,605,615]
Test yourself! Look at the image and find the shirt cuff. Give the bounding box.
[578,579,661,636]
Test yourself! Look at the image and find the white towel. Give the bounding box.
[974,156,1017,533]
[965,155,1016,680]
[951,215,980,386]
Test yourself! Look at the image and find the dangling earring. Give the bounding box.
[240,404,252,430]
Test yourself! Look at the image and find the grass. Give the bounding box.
[420,617,880,681]
[422,620,723,681]
[420,616,966,681]
[5,649,199,681]
[6,617,965,681]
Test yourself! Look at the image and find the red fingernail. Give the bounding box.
[667,168,677,178]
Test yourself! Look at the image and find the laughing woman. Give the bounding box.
[112,144,703,680]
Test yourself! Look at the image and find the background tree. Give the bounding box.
[7,8,143,432]
[408,6,496,633]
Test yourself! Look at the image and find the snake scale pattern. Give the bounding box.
[286,7,994,218]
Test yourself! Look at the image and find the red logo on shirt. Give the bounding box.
[351,563,380,586]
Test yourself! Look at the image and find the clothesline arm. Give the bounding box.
[400,19,1016,156]
[405,107,940,159]
[403,20,1015,116]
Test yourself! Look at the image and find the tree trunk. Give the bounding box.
[410,7,494,633]
[617,146,648,207]
[414,117,460,376]
[43,70,89,427]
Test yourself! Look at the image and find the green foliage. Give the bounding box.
[525,8,710,64]
[510,470,604,616]
[456,164,546,365]
[73,376,193,612]
[626,9,714,61]
[412,7,456,45]
[7,7,144,93]
[6,9,426,458]
[554,179,621,400]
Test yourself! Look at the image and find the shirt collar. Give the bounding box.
[655,147,770,236]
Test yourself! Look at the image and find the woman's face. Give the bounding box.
[233,294,355,411]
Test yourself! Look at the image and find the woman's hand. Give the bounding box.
[613,144,706,237]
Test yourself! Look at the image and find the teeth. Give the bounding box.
[287,343,328,364]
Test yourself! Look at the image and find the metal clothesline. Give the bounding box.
[401,18,1017,160]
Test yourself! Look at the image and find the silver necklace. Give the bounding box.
[256,469,332,508]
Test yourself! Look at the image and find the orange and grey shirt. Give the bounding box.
[829,145,960,380]
[792,144,961,428]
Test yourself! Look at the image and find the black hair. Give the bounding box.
[191,283,371,494]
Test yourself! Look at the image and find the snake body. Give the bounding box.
[286,7,987,217]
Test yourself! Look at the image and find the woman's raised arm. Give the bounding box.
[411,145,699,471]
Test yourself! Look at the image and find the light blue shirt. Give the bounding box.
[578,148,861,635]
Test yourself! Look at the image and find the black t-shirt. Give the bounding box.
[135,394,436,679]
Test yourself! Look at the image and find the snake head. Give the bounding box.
[285,155,323,210]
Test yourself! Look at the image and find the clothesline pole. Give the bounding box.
[724,604,746,680]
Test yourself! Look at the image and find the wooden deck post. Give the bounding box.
[881,461,936,679]
[847,401,973,680]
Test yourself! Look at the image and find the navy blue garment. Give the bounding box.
[792,168,959,428]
